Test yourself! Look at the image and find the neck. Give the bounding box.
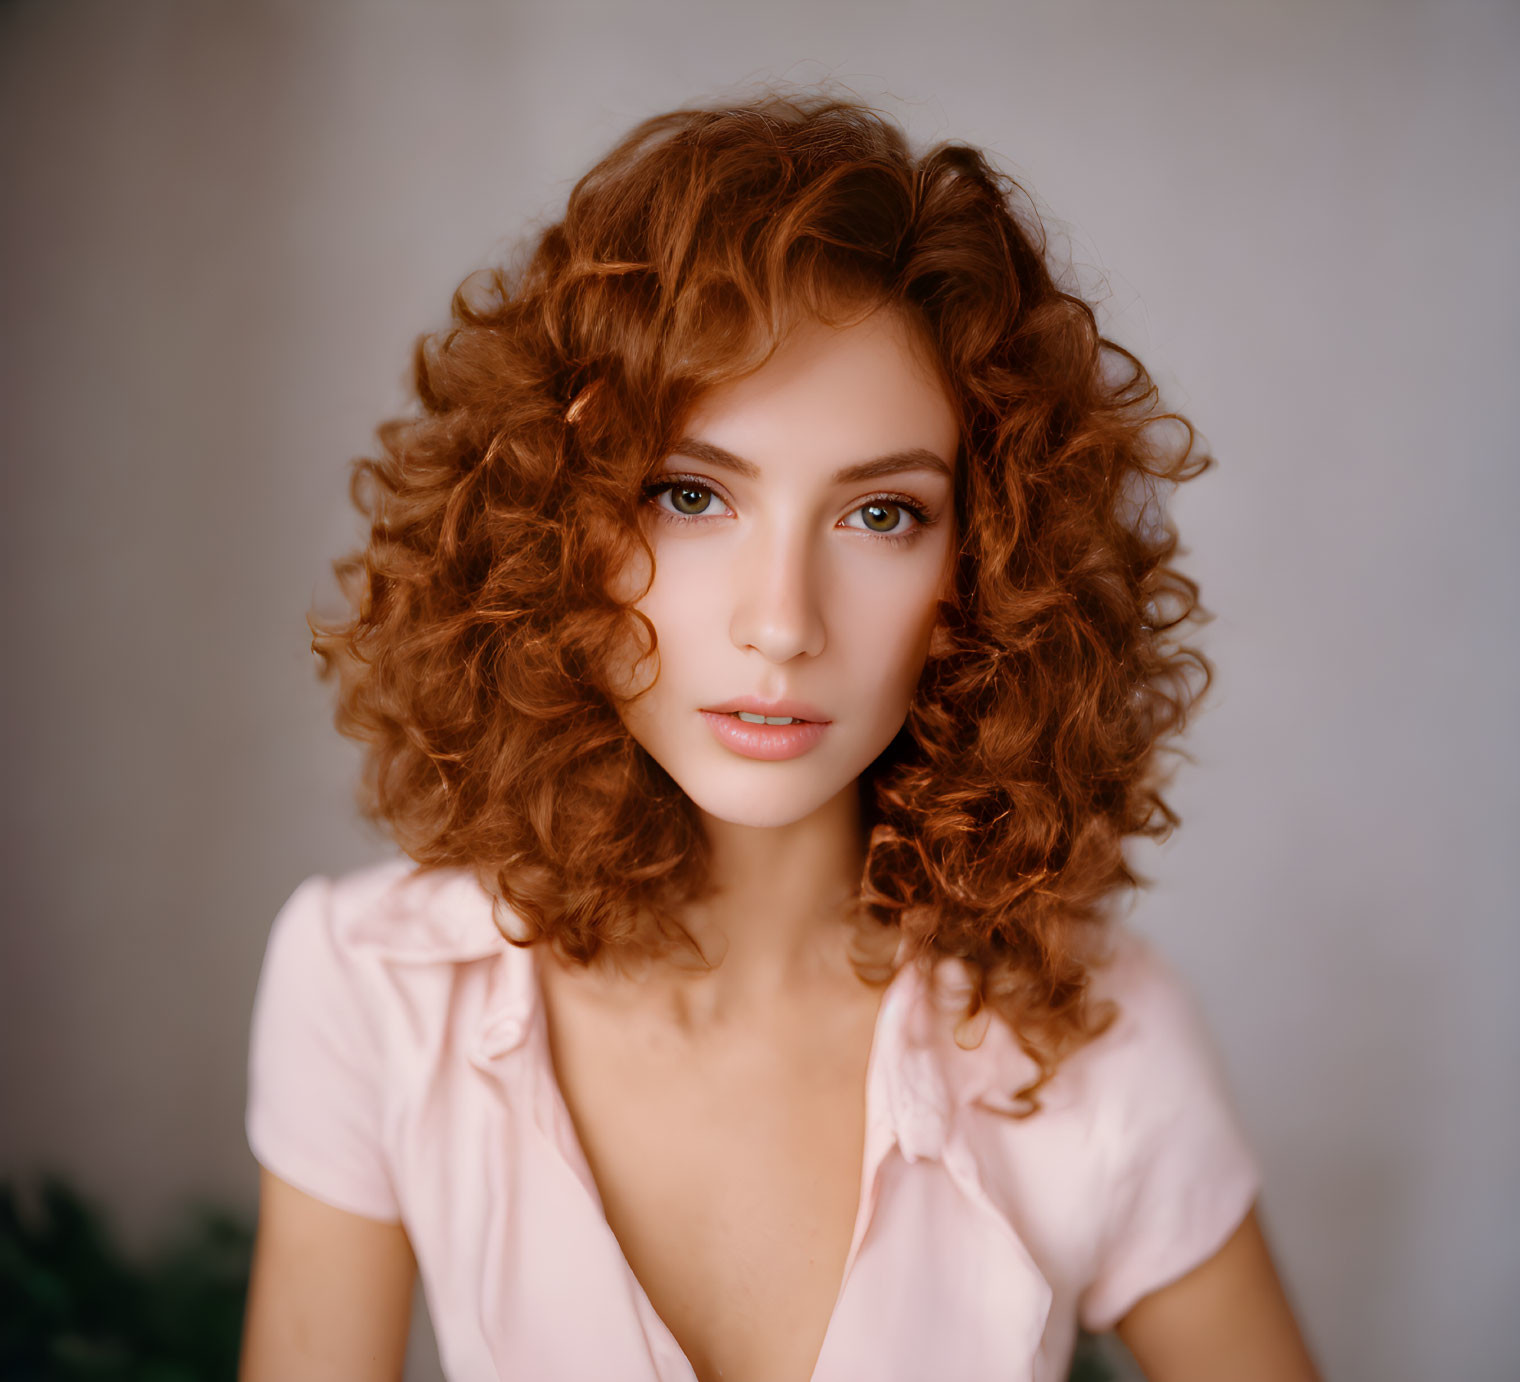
[540,783,885,1031]
[604,782,873,1030]
[685,781,867,995]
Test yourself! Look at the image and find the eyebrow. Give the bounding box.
[668,437,954,486]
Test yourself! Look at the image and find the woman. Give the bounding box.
[239,92,1321,1381]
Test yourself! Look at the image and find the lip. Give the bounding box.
[699,710,830,761]
[698,696,832,724]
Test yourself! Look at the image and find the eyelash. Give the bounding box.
[642,474,936,548]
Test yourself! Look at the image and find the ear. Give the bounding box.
[928,619,955,660]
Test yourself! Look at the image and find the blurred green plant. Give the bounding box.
[0,1173,1119,1381]
[1069,1328,1121,1382]
[0,1176,252,1381]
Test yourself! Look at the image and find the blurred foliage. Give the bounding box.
[1069,1328,1121,1382]
[0,1177,251,1382]
[0,1172,1119,1381]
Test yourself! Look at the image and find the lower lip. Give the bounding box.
[699,710,830,761]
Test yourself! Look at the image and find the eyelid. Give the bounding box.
[839,492,933,531]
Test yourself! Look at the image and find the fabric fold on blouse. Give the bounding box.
[246,858,1263,1382]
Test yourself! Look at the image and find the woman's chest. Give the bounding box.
[543,989,881,1382]
[385,953,1096,1381]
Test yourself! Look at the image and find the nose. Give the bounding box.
[728,522,827,663]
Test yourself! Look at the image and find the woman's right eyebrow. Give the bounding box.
[670,437,952,485]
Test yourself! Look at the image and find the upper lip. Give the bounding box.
[701,696,831,723]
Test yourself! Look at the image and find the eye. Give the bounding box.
[841,496,933,541]
[642,475,936,547]
[644,479,734,520]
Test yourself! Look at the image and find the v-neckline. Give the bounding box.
[522,942,919,1382]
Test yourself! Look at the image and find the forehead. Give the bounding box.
[677,307,960,479]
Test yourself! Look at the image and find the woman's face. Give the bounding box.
[608,305,959,830]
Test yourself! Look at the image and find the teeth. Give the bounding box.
[734,711,798,725]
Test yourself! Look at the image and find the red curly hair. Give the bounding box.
[311,90,1213,1115]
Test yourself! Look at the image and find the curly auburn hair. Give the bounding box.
[311,90,1213,1115]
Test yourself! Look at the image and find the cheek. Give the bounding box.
[603,534,711,697]
[834,574,943,701]
[603,522,654,601]
[606,554,717,704]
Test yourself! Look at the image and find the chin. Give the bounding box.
[680,772,847,831]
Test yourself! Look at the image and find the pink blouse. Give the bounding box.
[245,859,1261,1382]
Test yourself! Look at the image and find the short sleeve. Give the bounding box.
[245,874,402,1222]
[1077,937,1263,1332]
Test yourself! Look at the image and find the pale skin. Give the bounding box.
[240,308,1322,1381]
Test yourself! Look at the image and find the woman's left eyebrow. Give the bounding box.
[670,437,952,485]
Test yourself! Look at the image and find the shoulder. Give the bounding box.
[944,923,1258,1231]
[1067,924,1241,1118]
[262,857,511,981]
[247,858,525,1214]
[336,858,512,959]
[951,923,1233,1117]
[251,858,519,1079]
[949,925,1262,1331]
[1084,925,1215,1053]
[1072,928,1264,1330]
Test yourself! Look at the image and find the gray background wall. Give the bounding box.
[2,2,1515,1378]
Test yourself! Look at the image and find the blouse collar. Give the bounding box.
[343,861,1041,1164]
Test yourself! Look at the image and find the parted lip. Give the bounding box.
[700,696,831,723]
